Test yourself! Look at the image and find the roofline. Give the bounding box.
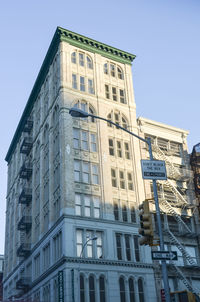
[5,27,136,163]
[137,116,189,135]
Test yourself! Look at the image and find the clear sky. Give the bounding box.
[0,0,199,254]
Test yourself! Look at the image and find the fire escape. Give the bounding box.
[145,141,200,296]
[16,118,33,292]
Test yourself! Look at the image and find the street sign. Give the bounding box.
[141,160,167,180]
[151,251,178,261]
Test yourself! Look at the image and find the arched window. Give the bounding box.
[80,274,85,302]
[130,206,136,223]
[71,52,76,64]
[107,111,129,130]
[117,67,124,80]
[73,101,96,123]
[129,278,135,302]
[138,278,145,302]
[113,202,119,220]
[99,275,106,302]
[119,277,126,302]
[87,56,93,69]
[89,275,96,302]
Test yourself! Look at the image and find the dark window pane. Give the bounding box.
[116,233,122,260]
[99,276,106,302]
[119,277,126,302]
[129,278,135,302]
[80,275,85,302]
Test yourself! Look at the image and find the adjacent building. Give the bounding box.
[3,27,200,301]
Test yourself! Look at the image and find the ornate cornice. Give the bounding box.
[58,27,136,64]
[5,27,135,163]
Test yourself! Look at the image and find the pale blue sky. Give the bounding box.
[0,0,199,253]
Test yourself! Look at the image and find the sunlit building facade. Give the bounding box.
[3,27,200,302]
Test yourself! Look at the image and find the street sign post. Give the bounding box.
[151,251,178,261]
[141,160,167,180]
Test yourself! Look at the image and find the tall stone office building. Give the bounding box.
[3,27,200,301]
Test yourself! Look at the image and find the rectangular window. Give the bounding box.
[34,253,40,278]
[96,232,103,258]
[117,141,122,158]
[75,193,81,216]
[88,79,95,94]
[133,236,140,262]
[43,243,50,271]
[109,138,115,156]
[84,195,91,217]
[105,84,110,99]
[76,229,83,257]
[119,89,126,104]
[72,74,78,89]
[119,171,125,189]
[157,138,168,151]
[116,233,122,260]
[125,234,131,261]
[82,131,89,150]
[80,76,85,92]
[53,231,62,261]
[71,52,76,64]
[74,160,81,182]
[112,87,117,101]
[113,200,119,220]
[124,142,130,159]
[110,64,115,77]
[79,53,84,66]
[83,162,90,183]
[73,128,80,149]
[92,164,99,184]
[111,168,117,187]
[127,172,134,190]
[94,196,100,218]
[90,133,97,152]
[86,230,93,257]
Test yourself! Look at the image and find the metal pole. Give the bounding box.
[148,138,171,302]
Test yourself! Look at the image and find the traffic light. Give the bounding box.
[138,200,154,246]
[170,291,197,302]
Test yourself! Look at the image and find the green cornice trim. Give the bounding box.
[5,27,135,162]
[58,26,136,64]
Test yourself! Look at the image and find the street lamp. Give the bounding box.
[69,107,171,302]
[80,236,98,258]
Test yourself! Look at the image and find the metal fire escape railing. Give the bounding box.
[149,143,200,295]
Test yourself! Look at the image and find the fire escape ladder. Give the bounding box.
[159,199,192,233]
[152,144,181,178]
[166,228,196,266]
[171,265,197,294]
[161,179,188,206]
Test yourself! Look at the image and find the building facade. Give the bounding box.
[3,27,200,301]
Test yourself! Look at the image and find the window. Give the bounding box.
[75,194,81,216]
[73,101,95,123]
[117,141,122,157]
[89,275,96,302]
[34,253,40,278]
[112,87,117,101]
[73,129,97,152]
[119,89,126,104]
[43,243,50,271]
[111,168,117,187]
[116,233,122,260]
[130,206,136,223]
[113,202,119,220]
[105,84,110,99]
[138,279,145,302]
[79,53,85,66]
[127,172,134,190]
[72,74,78,89]
[119,171,126,189]
[87,56,93,69]
[108,139,114,156]
[99,276,106,302]
[80,275,85,302]
[107,111,129,129]
[92,164,99,184]
[88,79,95,94]
[122,204,128,221]
[76,229,103,258]
[74,160,99,185]
[53,231,62,261]
[71,52,76,64]
[83,162,90,183]
[124,142,130,159]
[115,233,141,262]
[118,67,124,80]
[119,277,126,302]
[129,278,135,302]
[104,63,108,74]
[110,64,115,77]
[80,76,85,91]
[74,160,81,182]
